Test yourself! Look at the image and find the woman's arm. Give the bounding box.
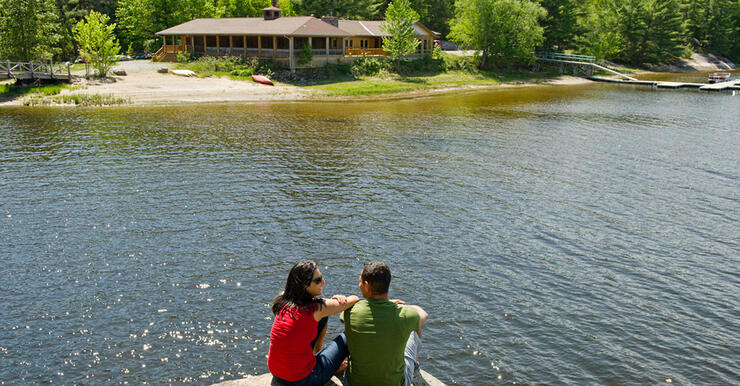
[313,295,360,321]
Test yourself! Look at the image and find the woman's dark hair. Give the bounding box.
[272,260,323,316]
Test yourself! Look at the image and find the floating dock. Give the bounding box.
[589,76,740,91]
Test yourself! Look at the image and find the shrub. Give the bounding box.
[298,44,313,65]
[396,54,443,75]
[350,57,388,76]
[176,49,192,63]
[441,53,479,73]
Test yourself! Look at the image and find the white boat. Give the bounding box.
[708,72,731,83]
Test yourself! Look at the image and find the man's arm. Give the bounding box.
[391,299,428,338]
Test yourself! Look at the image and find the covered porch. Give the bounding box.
[157,34,346,69]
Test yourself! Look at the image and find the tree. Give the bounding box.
[219,0,269,17]
[298,0,384,19]
[540,0,583,51]
[573,0,621,59]
[55,0,90,59]
[381,0,420,63]
[0,0,62,61]
[704,0,737,56]
[410,0,453,37]
[74,10,120,77]
[448,0,545,68]
[615,0,686,64]
[116,0,225,52]
[643,0,685,62]
[116,0,156,52]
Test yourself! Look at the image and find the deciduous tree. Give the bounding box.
[0,0,62,61]
[381,0,420,62]
[74,10,120,76]
[448,0,545,68]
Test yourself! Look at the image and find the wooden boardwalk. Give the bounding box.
[535,52,638,81]
[0,61,71,82]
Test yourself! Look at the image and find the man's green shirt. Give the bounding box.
[341,299,420,386]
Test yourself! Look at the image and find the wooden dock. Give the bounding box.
[589,76,740,92]
[0,60,72,82]
[699,79,740,91]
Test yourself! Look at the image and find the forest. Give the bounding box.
[1,0,738,67]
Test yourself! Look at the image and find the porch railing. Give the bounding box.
[345,48,388,57]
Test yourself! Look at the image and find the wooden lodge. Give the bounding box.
[155,1,437,72]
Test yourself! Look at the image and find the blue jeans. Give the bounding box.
[273,333,348,386]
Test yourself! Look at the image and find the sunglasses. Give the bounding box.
[311,275,323,284]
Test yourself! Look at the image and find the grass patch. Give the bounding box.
[309,70,561,96]
[0,82,76,96]
[24,93,129,106]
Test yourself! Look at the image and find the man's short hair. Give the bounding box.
[362,262,391,295]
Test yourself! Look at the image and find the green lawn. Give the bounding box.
[308,70,560,96]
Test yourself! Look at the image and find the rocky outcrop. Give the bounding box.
[645,53,736,72]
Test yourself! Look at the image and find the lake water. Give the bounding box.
[1,80,738,384]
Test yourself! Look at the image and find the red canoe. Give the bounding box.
[252,74,274,86]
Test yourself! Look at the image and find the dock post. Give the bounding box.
[6,60,10,78]
[31,62,35,79]
[50,60,55,79]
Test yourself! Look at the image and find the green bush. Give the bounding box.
[441,53,479,73]
[176,49,192,63]
[298,44,313,65]
[396,54,443,75]
[350,57,388,77]
[320,62,352,77]
[230,67,254,77]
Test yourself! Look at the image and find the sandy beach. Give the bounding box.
[2,52,732,106]
[0,60,592,106]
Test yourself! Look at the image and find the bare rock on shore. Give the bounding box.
[645,53,736,72]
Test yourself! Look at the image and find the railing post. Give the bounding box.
[6,60,10,78]
[50,60,55,79]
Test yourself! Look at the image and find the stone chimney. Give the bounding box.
[321,16,339,27]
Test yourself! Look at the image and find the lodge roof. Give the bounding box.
[156,17,437,38]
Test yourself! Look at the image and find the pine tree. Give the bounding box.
[616,0,649,64]
[704,0,737,56]
[573,0,621,60]
[643,0,685,62]
[540,0,583,51]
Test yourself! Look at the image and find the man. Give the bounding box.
[340,262,429,386]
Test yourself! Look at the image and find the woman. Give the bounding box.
[268,261,359,385]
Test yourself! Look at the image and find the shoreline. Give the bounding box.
[0,72,592,107]
[1,51,735,107]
